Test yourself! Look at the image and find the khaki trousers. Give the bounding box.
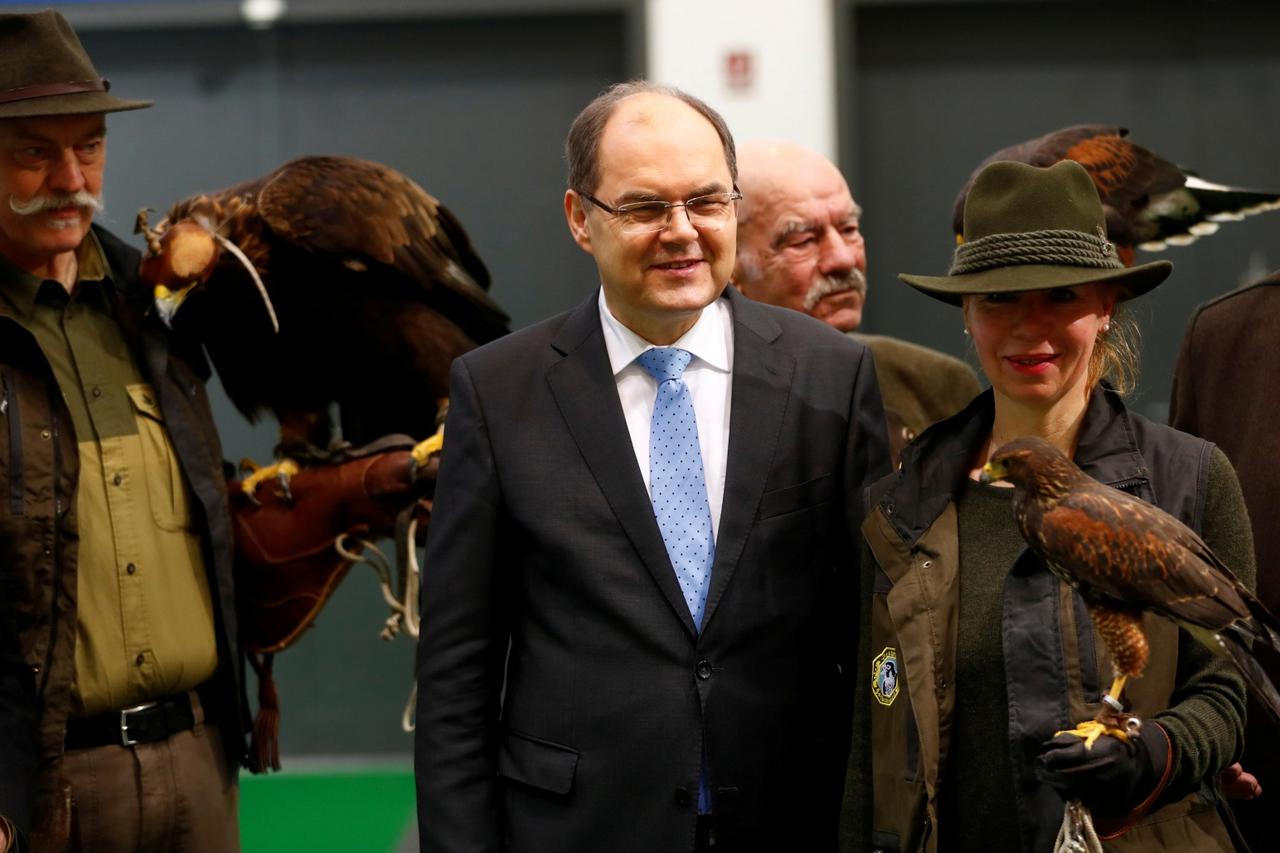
[61,693,239,853]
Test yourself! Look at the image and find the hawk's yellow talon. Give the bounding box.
[240,458,300,497]
[1055,719,1131,750]
[411,424,445,468]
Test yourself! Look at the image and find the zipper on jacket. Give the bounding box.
[2,365,22,515]
[1109,477,1144,493]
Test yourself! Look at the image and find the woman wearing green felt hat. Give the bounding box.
[844,160,1252,852]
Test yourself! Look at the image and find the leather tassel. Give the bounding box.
[247,652,282,772]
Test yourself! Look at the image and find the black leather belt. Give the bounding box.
[65,692,196,750]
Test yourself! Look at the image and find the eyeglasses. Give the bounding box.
[579,189,743,234]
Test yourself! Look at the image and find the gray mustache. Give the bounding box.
[803,269,866,313]
[8,190,103,217]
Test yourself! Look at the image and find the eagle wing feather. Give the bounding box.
[255,156,508,342]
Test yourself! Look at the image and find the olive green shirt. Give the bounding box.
[0,234,217,717]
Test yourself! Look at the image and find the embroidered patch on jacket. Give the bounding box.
[872,647,900,707]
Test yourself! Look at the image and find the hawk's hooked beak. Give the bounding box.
[980,460,1008,485]
[154,283,194,328]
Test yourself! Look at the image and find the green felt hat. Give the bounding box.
[0,11,151,119]
[899,160,1171,306]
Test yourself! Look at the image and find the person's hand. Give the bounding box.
[1036,722,1168,815]
[1219,762,1262,800]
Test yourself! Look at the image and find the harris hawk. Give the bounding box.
[135,155,510,494]
[981,436,1280,747]
[953,125,1280,266]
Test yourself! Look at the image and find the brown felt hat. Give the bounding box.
[899,160,1171,306]
[0,10,151,119]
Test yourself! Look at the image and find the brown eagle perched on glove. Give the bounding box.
[136,155,510,492]
[954,125,1280,266]
[982,436,1280,744]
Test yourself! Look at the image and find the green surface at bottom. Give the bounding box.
[239,768,415,852]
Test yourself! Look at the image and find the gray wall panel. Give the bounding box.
[847,1,1280,420]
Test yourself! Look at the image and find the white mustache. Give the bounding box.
[8,190,103,217]
[803,269,867,313]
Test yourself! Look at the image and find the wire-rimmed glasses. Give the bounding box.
[579,189,743,234]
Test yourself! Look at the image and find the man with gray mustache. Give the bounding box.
[0,11,244,853]
[733,140,981,463]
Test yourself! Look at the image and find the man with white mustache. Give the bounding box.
[734,140,982,463]
[0,11,244,853]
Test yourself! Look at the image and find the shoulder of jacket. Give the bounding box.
[1127,408,1216,522]
[460,309,573,367]
[855,333,972,373]
[1130,409,1212,456]
[1192,271,1280,319]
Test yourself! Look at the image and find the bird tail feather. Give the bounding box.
[1221,624,1280,726]
[1232,595,1280,651]
[1183,176,1280,221]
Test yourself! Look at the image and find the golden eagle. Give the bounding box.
[982,436,1280,744]
[954,125,1280,266]
[136,156,509,489]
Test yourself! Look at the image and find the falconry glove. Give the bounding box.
[1036,721,1171,817]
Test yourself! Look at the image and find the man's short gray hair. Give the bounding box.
[565,80,737,196]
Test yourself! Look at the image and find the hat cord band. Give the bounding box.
[0,78,108,106]
[950,228,1124,276]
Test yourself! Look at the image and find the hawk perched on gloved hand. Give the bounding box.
[954,125,1280,266]
[982,435,1280,739]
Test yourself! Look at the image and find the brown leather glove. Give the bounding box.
[231,448,429,654]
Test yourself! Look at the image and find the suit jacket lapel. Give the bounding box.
[702,290,793,631]
[546,292,699,638]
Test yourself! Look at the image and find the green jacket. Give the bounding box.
[0,227,245,843]
[843,386,1250,853]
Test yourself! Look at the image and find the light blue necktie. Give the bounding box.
[637,347,716,630]
[637,347,715,815]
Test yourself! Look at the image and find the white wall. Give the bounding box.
[646,0,837,160]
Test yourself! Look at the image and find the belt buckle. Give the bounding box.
[120,701,159,747]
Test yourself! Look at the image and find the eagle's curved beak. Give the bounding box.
[980,460,1007,485]
[154,283,193,328]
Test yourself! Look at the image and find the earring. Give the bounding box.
[1102,321,1111,333]
[963,328,970,336]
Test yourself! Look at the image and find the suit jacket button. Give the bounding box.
[696,660,712,680]
[674,787,692,806]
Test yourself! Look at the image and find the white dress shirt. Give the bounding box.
[598,289,734,541]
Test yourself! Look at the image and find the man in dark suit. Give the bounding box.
[414,82,890,853]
